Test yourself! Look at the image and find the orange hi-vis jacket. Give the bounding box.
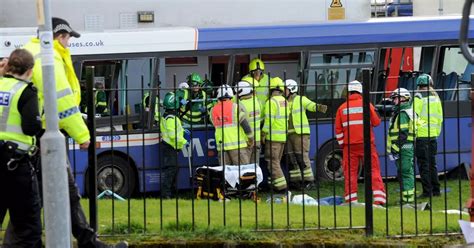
[335,94,381,146]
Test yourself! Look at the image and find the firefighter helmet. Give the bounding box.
[236,81,253,97]
[216,84,234,99]
[249,58,265,72]
[347,80,363,94]
[284,79,298,94]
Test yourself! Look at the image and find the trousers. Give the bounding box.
[160,142,179,198]
[264,141,287,191]
[415,138,440,195]
[287,134,314,183]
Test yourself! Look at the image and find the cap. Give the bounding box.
[52,17,80,38]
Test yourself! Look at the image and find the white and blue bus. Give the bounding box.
[1,16,472,197]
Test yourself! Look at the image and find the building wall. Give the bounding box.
[413,0,471,16]
[1,0,371,30]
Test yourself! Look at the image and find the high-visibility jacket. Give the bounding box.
[0,77,35,150]
[335,94,380,146]
[413,93,443,138]
[387,104,416,153]
[54,40,81,106]
[183,91,207,124]
[160,113,186,150]
[242,74,270,115]
[24,38,90,145]
[95,90,108,114]
[288,94,317,134]
[211,100,249,151]
[262,95,288,142]
[143,92,160,121]
[239,96,261,143]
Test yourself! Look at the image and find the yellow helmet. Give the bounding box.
[269,77,284,91]
[249,58,265,72]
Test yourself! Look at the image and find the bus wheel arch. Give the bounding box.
[85,151,138,198]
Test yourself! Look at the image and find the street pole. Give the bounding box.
[36,0,72,247]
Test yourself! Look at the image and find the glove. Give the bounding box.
[183,129,191,141]
[317,104,328,114]
[247,138,255,149]
[180,99,188,106]
[388,154,399,161]
[200,106,207,114]
[184,129,191,135]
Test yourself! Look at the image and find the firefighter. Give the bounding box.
[236,80,261,164]
[285,79,328,190]
[335,80,386,205]
[160,92,187,198]
[23,17,128,248]
[388,88,416,204]
[183,73,208,124]
[211,84,254,166]
[241,58,270,112]
[262,77,289,192]
[95,82,108,115]
[0,49,42,248]
[413,74,442,198]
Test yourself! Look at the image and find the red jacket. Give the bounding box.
[335,94,381,146]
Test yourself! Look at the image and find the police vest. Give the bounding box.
[240,96,261,143]
[414,95,443,138]
[160,114,186,150]
[211,100,248,151]
[24,38,90,145]
[289,95,316,134]
[0,77,35,150]
[262,95,288,142]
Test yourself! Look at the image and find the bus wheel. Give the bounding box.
[95,155,136,198]
[316,140,344,181]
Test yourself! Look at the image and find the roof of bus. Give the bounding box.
[197,16,474,50]
[1,16,473,57]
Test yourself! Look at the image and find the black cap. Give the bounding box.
[52,17,80,38]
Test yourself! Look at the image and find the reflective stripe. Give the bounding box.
[392,145,400,152]
[57,88,73,99]
[268,130,287,135]
[342,107,363,115]
[269,114,287,120]
[345,193,357,200]
[342,120,363,127]
[338,140,344,145]
[373,190,386,197]
[58,106,80,119]
[0,82,26,131]
[274,177,287,187]
[335,133,344,139]
[419,113,443,120]
[373,197,386,203]
[221,140,247,149]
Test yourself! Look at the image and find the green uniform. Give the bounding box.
[95,90,108,114]
[387,102,416,203]
[183,91,207,124]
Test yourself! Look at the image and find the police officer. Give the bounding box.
[0,49,42,247]
[414,74,443,198]
[211,84,254,166]
[160,92,187,198]
[24,17,128,248]
[335,80,386,206]
[262,77,289,193]
[236,80,261,164]
[242,58,270,112]
[388,88,416,204]
[285,79,328,190]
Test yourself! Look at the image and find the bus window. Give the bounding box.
[306,51,375,101]
[375,46,434,101]
[438,46,472,101]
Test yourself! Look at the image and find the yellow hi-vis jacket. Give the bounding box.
[413,93,443,138]
[160,114,186,150]
[242,74,270,116]
[262,95,288,142]
[24,38,90,144]
[211,100,250,151]
[0,77,35,150]
[288,94,317,134]
[239,96,261,143]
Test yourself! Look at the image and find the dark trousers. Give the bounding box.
[416,138,440,195]
[1,159,42,248]
[160,142,179,198]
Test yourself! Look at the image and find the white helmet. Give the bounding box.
[217,84,234,99]
[284,79,298,94]
[390,88,411,100]
[236,81,253,97]
[347,80,363,94]
[178,82,189,89]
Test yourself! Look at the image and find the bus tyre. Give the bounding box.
[89,155,136,198]
[316,140,344,181]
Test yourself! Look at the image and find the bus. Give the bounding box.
[1,16,471,197]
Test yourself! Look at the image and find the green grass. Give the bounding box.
[85,179,470,237]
